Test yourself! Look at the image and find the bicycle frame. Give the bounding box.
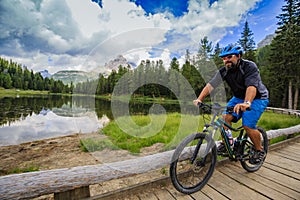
[201,104,247,160]
[170,102,268,194]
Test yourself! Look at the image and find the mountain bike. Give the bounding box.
[169,102,268,194]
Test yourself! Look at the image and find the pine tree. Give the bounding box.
[238,21,256,61]
[270,0,300,109]
[212,43,223,68]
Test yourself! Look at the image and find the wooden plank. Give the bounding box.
[208,170,269,200]
[282,148,300,159]
[271,149,300,161]
[201,185,229,200]
[219,164,293,200]
[264,153,300,173]
[190,189,211,200]
[166,187,194,200]
[257,166,300,192]
[263,162,300,180]
[285,142,300,148]
[154,189,176,200]
[282,145,300,153]
[231,162,300,199]
[138,191,158,200]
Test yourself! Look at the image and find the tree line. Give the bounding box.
[0,58,72,93]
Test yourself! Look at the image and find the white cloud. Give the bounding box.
[170,0,260,43]
[0,0,261,74]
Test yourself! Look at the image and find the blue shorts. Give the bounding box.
[224,97,269,129]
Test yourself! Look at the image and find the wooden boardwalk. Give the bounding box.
[93,139,300,200]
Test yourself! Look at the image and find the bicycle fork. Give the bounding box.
[190,137,203,165]
[190,132,214,167]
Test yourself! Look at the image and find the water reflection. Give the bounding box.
[0,96,110,146]
[0,95,193,146]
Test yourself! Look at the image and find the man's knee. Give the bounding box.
[243,125,255,132]
[222,114,234,121]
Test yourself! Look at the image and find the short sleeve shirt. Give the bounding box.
[209,59,269,99]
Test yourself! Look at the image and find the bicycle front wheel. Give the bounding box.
[170,133,217,194]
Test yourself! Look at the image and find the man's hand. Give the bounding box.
[234,103,250,114]
[193,99,202,106]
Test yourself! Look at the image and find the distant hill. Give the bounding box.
[257,34,275,48]
[51,70,90,85]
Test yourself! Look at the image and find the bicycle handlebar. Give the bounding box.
[197,102,250,113]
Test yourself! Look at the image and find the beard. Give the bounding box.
[225,61,238,70]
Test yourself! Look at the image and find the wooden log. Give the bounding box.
[0,150,174,200]
[266,124,300,139]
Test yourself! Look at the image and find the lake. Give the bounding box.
[0,95,186,146]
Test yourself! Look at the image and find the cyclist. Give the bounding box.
[193,44,269,164]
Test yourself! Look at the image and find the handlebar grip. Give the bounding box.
[226,106,251,113]
[197,102,204,107]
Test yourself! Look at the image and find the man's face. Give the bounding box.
[222,54,239,68]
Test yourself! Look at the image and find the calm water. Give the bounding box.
[0,95,185,146]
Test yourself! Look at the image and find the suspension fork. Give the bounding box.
[190,130,215,166]
[190,137,203,164]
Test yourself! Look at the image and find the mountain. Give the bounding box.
[51,70,90,85]
[257,34,275,48]
[51,55,132,84]
[104,55,129,71]
[90,55,131,77]
[39,70,52,78]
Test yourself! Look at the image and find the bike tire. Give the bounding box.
[240,126,268,172]
[170,133,217,194]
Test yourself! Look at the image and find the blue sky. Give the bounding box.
[0,0,285,74]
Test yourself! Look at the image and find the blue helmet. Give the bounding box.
[219,44,243,57]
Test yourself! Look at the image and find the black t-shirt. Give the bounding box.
[209,59,269,99]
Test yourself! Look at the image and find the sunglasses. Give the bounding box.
[222,55,234,60]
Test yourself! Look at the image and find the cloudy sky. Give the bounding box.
[0,0,284,74]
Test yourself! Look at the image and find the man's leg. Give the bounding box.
[244,126,262,151]
[242,99,269,152]
[223,114,234,126]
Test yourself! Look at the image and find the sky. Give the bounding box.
[0,0,285,74]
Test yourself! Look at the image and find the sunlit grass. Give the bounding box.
[95,111,300,154]
[0,88,49,97]
[7,165,39,175]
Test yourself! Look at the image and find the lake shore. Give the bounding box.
[0,133,99,175]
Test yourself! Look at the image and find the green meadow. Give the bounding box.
[81,111,300,153]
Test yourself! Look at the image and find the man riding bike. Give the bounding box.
[193,44,269,164]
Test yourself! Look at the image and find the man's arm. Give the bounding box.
[234,86,256,113]
[193,83,214,106]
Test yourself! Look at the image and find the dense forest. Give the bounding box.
[1,0,299,109]
[0,58,73,93]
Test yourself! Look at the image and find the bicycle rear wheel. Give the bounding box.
[240,126,268,172]
[170,133,217,194]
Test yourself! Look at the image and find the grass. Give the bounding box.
[82,110,300,154]
[8,165,39,174]
[80,138,119,152]
[0,88,49,97]
[257,110,300,130]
